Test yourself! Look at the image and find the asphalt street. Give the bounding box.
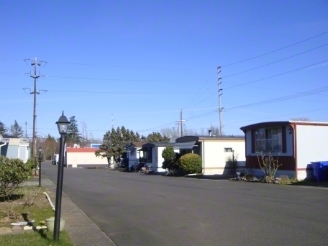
[42,162,328,246]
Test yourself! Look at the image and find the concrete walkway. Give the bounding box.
[24,177,117,246]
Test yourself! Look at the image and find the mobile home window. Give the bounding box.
[255,127,282,152]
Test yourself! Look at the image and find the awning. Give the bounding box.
[174,141,196,150]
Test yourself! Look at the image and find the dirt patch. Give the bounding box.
[0,226,12,234]
[0,187,52,229]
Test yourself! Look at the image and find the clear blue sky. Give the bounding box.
[1,0,328,140]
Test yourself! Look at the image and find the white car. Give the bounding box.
[52,154,59,165]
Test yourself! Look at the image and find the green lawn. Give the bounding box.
[0,186,73,246]
[0,230,72,246]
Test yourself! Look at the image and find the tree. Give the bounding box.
[162,146,179,173]
[147,132,169,143]
[10,120,24,137]
[95,126,141,162]
[0,121,7,135]
[66,116,81,146]
[42,135,57,160]
[160,127,179,140]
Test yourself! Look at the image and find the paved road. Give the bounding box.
[42,163,328,246]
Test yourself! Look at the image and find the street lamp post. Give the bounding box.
[38,148,43,187]
[54,111,70,242]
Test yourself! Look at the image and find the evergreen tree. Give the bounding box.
[66,116,81,145]
[95,126,141,162]
[10,120,24,137]
[0,121,7,135]
[147,132,169,143]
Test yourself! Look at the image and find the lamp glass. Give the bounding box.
[57,123,68,134]
[56,112,70,134]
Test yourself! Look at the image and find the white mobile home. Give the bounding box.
[0,136,30,163]
[240,121,328,180]
[175,136,245,175]
[140,142,175,173]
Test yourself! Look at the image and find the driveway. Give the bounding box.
[42,163,328,246]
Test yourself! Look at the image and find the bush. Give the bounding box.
[279,175,292,184]
[257,152,282,183]
[162,146,179,174]
[178,153,202,175]
[0,156,33,198]
[25,158,37,170]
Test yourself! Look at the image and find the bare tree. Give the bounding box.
[160,127,179,140]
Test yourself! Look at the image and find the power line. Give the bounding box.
[224,60,328,90]
[225,85,328,111]
[2,31,325,71]
[222,43,328,79]
[224,107,328,126]
[222,30,328,67]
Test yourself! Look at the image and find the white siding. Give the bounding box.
[146,146,166,172]
[203,140,245,175]
[296,125,328,169]
[156,147,166,172]
[67,152,108,165]
[127,148,143,169]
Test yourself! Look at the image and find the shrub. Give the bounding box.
[0,156,33,198]
[178,153,202,175]
[257,152,282,183]
[162,146,180,174]
[279,175,292,184]
[227,154,238,175]
[26,158,37,170]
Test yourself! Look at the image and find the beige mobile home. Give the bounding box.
[175,136,245,175]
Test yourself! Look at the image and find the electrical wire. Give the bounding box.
[223,60,328,90]
[222,43,328,79]
[221,31,328,67]
[225,85,328,111]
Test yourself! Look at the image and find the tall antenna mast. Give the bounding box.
[217,66,223,136]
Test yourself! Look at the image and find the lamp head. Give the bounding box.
[56,111,70,135]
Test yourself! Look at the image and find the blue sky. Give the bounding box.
[1,0,328,140]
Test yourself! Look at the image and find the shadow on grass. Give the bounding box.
[0,194,23,202]
[21,212,49,240]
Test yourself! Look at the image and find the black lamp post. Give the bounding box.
[38,148,43,187]
[54,111,70,242]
